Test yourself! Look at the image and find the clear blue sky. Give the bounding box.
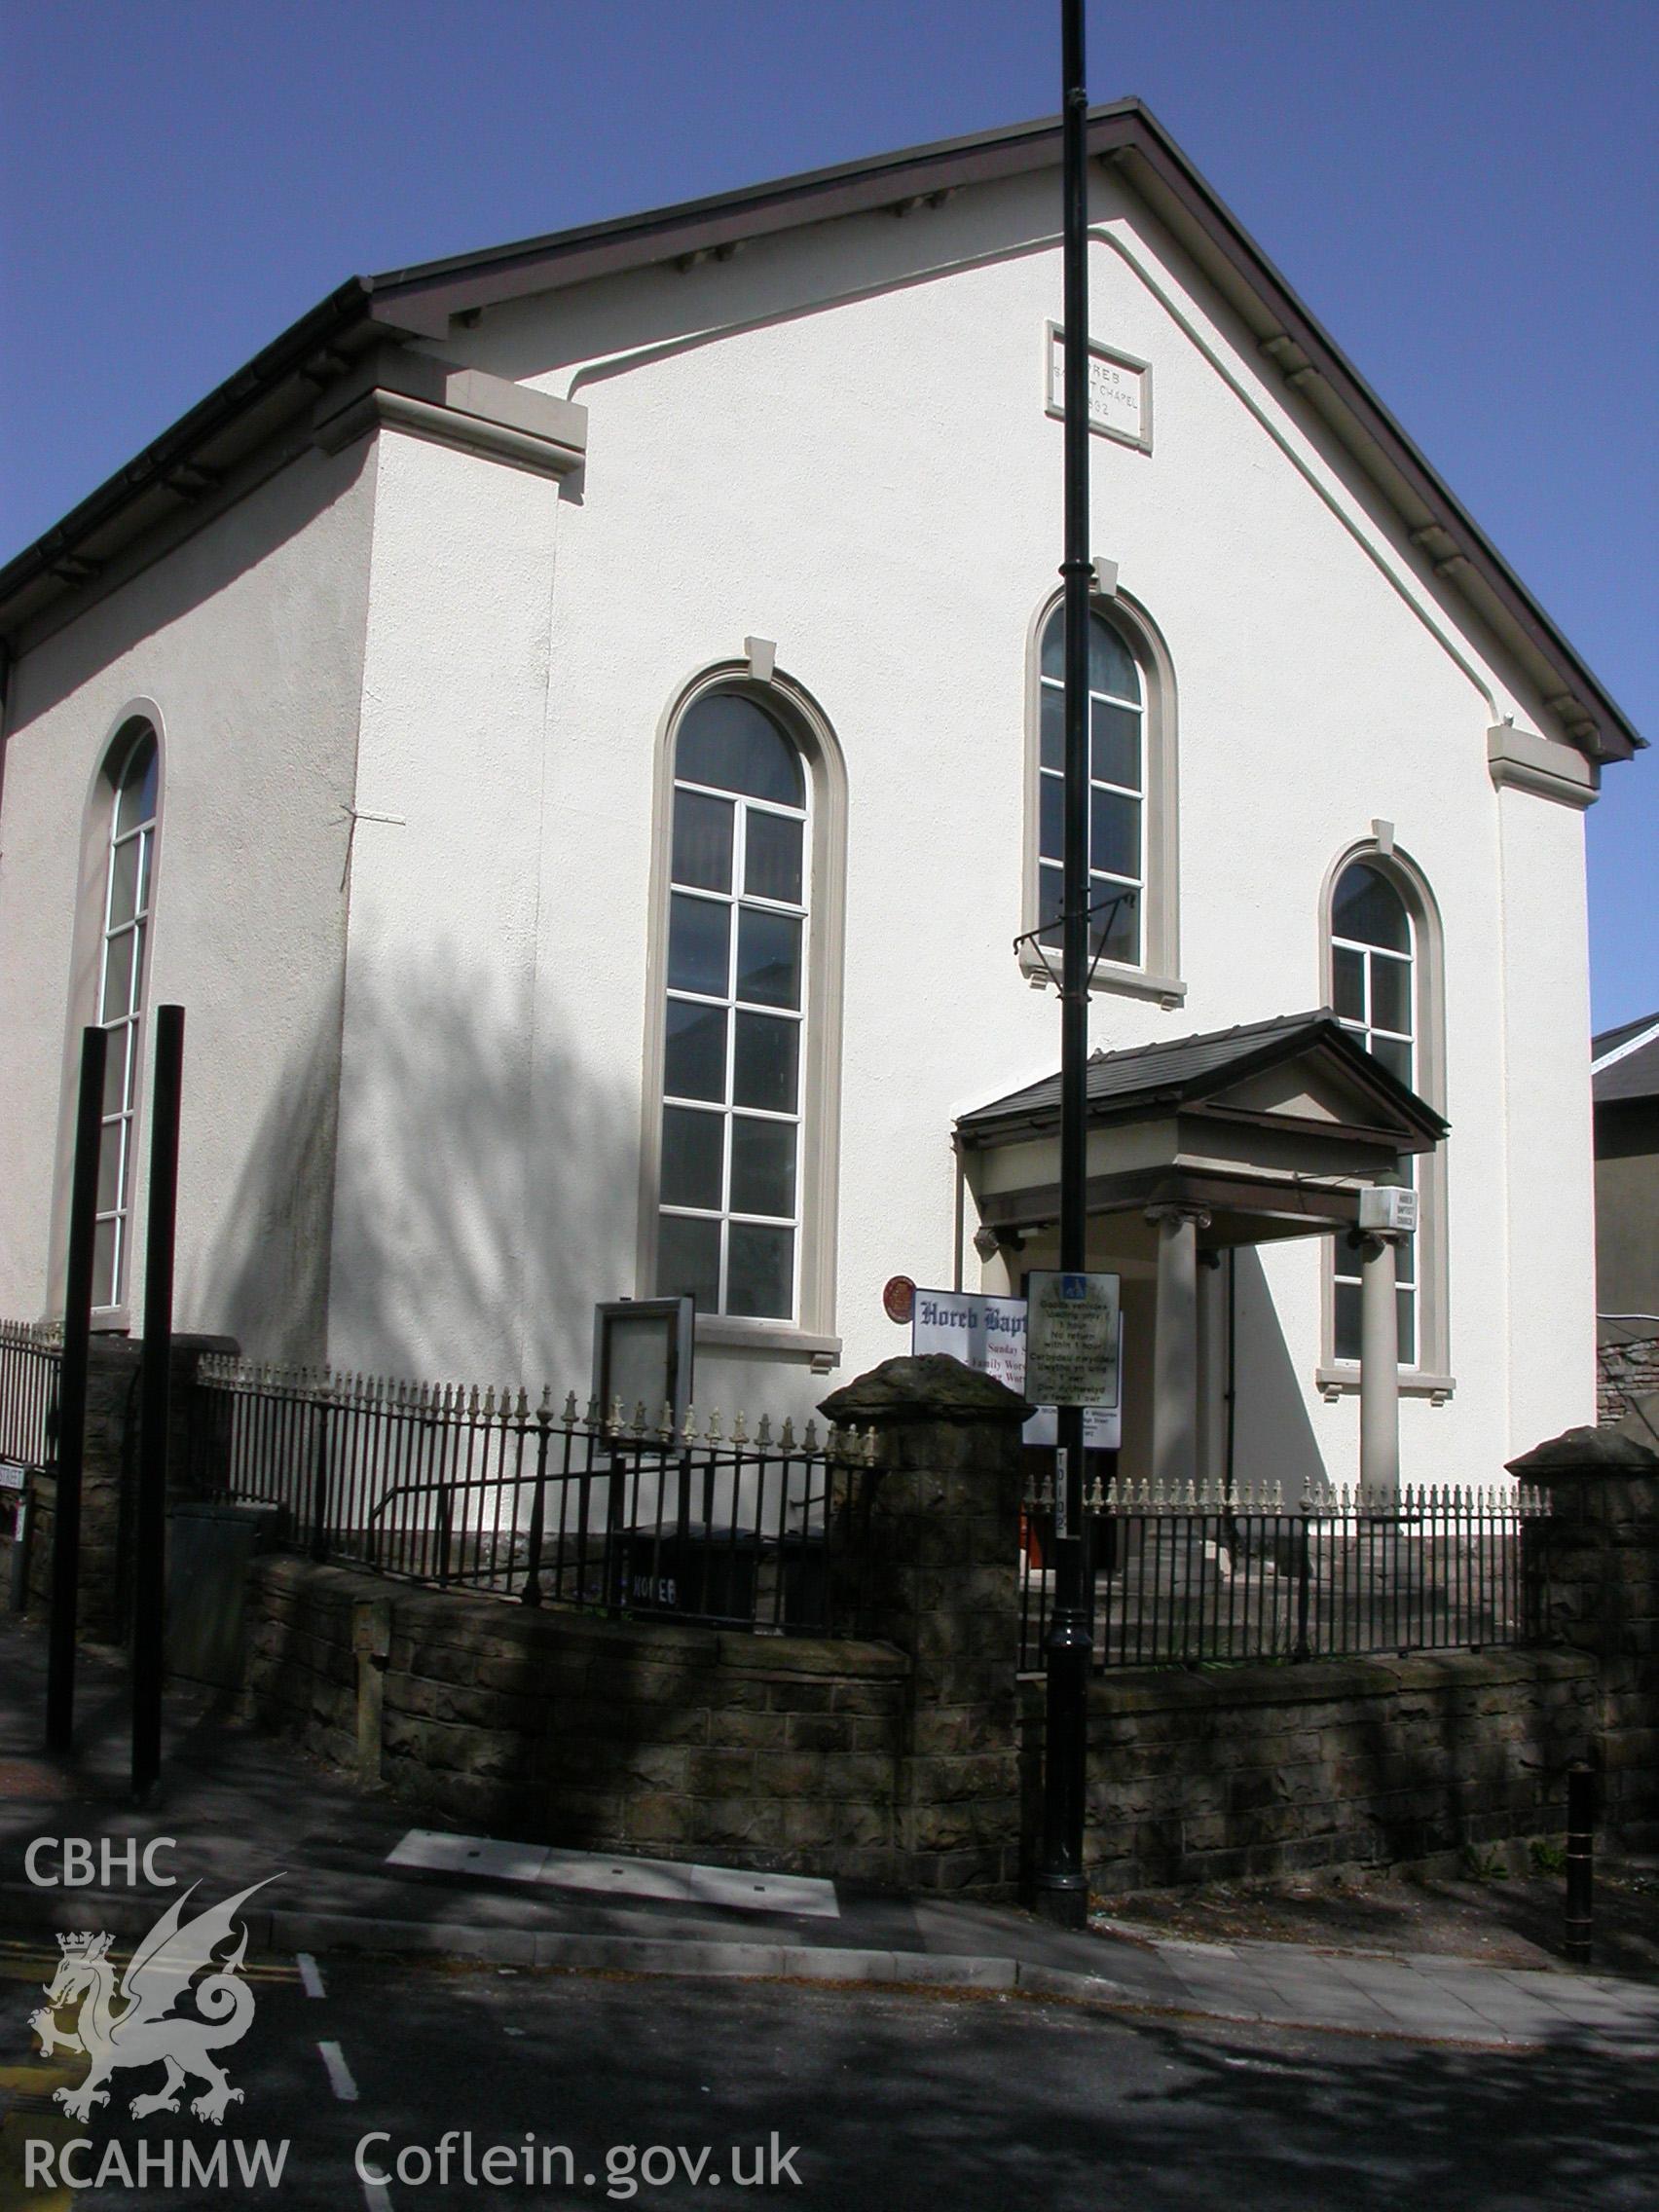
[3,0,1653,1025]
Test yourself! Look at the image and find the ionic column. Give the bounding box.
[1147,1204,1209,1496]
[1357,1229,1403,1496]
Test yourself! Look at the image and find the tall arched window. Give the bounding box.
[1022,593,1181,1002]
[645,674,845,1350]
[1330,861,1417,1362]
[1037,605,1143,965]
[93,721,159,1310]
[1322,846,1450,1391]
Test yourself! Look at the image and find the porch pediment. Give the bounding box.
[957,1010,1447,1246]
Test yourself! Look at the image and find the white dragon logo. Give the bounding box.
[29,1877,275,2125]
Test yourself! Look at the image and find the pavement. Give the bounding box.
[4,1614,1658,2057]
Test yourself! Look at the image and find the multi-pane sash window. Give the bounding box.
[657,693,809,1321]
[94,725,158,1309]
[1037,606,1143,966]
[1331,860,1417,1364]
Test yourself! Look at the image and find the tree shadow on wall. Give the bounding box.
[181,953,644,1393]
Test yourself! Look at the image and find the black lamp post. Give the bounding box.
[1032,0,1095,1929]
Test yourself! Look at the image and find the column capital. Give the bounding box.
[1145,1201,1211,1231]
[1350,1224,1411,1252]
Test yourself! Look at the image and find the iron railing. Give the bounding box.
[186,1357,872,1636]
[1018,1473,1549,1671]
[0,1321,60,1474]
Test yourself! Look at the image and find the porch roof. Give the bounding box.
[957,1011,1446,1149]
[957,1011,1448,1249]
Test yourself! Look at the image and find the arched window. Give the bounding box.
[1023,594,1180,1002]
[1330,861,1417,1362]
[1323,846,1449,1390]
[93,721,159,1311]
[645,674,845,1349]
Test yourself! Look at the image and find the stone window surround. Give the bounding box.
[50,700,168,1338]
[92,722,159,1315]
[637,659,847,1369]
[1018,581,1184,1008]
[1316,835,1454,1403]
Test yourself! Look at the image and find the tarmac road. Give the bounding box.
[4,1948,1657,2212]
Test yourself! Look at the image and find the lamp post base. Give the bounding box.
[1032,1876,1090,1930]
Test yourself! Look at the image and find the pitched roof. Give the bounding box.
[0,101,1641,762]
[1593,1013,1659,1105]
[956,1009,1448,1145]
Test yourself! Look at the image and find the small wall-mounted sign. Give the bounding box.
[1025,1271,1123,1410]
[1047,326,1152,454]
[0,1461,26,1493]
[591,1297,695,1434]
[882,1275,916,1325]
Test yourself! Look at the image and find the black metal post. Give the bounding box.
[46,1025,107,1755]
[521,1396,551,1606]
[1565,1760,1594,1966]
[132,1004,183,1801]
[310,1399,332,1564]
[1035,0,1095,1930]
[1293,1516,1313,1663]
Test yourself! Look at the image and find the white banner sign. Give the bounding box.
[909,1287,1121,1450]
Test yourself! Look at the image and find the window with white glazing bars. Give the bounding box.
[656,693,809,1321]
[94,725,159,1309]
[1036,604,1144,966]
[1331,859,1417,1364]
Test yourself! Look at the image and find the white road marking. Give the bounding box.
[318,2040,358,2101]
[387,1828,839,1917]
[297,1952,326,1999]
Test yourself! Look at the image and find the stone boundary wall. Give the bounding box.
[1599,1336,1659,1427]
[22,1341,143,1641]
[1515,1426,1659,1850]
[22,1344,1657,1900]
[1021,1648,1599,1893]
[13,1335,232,1641]
[243,1555,917,1883]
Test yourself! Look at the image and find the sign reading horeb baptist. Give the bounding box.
[1025,1272,1122,1409]
[910,1285,1121,1448]
[909,1289,1028,1397]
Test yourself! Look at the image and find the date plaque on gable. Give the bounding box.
[1047,325,1152,453]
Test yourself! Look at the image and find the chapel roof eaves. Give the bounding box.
[1593,1014,1659,1105]
[0,100,1642,761]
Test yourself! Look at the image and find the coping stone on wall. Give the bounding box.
[820,1354,1033,1426]
[1506,1423,1659,1477]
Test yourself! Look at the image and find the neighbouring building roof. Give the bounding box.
[0,101,1642,763]
[956,1009,1448,1146]
[1593,1013,1659,1106]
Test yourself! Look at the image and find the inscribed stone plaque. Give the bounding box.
[1046,327,1152,452]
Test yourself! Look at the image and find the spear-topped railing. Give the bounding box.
[0,1319,61,1476]
[1017,1469,1549,1671]
[187,1353,875,1635]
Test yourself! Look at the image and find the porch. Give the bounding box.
[955,1010,1449,1498]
